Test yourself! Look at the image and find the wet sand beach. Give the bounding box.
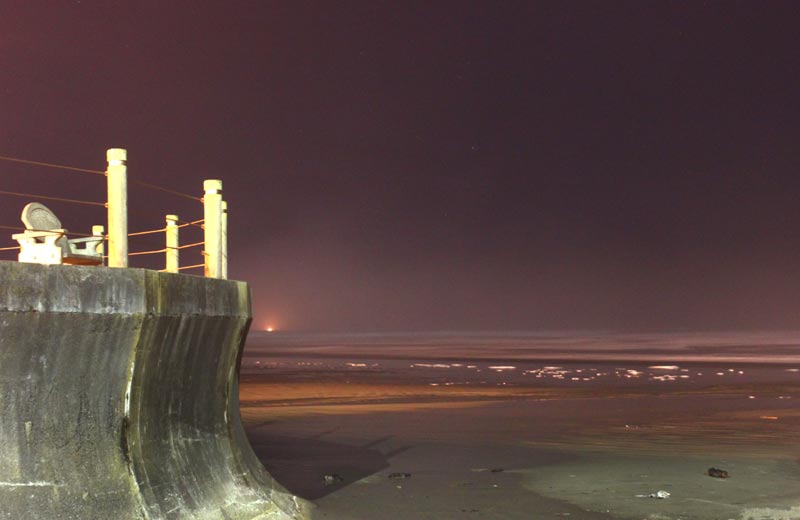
[240,332,800,519]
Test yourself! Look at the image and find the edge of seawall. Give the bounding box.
[0,260,309,519]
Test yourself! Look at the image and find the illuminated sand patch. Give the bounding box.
[240,382,615,421]
[241,399,495,419]
[238,380,661,420]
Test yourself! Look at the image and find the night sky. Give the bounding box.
[2,2,800,332]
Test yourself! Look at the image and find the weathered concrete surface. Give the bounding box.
[0,261,309,519]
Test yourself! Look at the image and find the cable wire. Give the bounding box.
[128,248,167,257]
[0,153,202,202]
[168,241,204,250]
[0,189,106,207]
[128,227,166,237]
[0,245,20,251]
[0,154,105,175]
[176,218,205,229]
[0,153,206,238]
[176,263,204,271]
[129,178,201,202]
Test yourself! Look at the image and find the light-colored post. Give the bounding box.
[166,214,179,273]
[221,201,228,279]
[203,180,223,278]
[92,225,105,265]
[106,148,128,268]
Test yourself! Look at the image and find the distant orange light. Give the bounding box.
[266,326,274,332]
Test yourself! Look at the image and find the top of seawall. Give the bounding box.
[0,260,250,317]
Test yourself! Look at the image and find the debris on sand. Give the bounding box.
[636,490,670,499]
[707,467,729,478]
[323,474,344,486]
[490,468,504,473]
[388,472,411,480]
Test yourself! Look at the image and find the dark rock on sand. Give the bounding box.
[707,467,729,478]
[388,472,412,480]
[323,474,344,486]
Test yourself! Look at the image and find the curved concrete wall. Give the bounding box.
[0,261,308,519]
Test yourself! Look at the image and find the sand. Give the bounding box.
[523,452,800,520]
[240,366,800,519]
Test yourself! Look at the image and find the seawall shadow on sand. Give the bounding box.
[245,428,410,500]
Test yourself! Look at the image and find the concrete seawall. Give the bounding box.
[0,261,308,519]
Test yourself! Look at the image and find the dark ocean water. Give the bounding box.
[245,330,800,363]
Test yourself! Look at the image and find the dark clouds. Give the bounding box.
[2,2,800,331]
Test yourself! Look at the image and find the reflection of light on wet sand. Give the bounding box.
[651,374,677,381]
[241,357,800,396]
[488,365,517,372]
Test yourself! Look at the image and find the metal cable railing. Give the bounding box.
[0,150,227,278]
[0,189,105,207]
[0,154,105,175]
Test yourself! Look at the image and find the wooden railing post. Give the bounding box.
[106,148,128,267]
[165,214,179,273]
[203,180,222,278]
